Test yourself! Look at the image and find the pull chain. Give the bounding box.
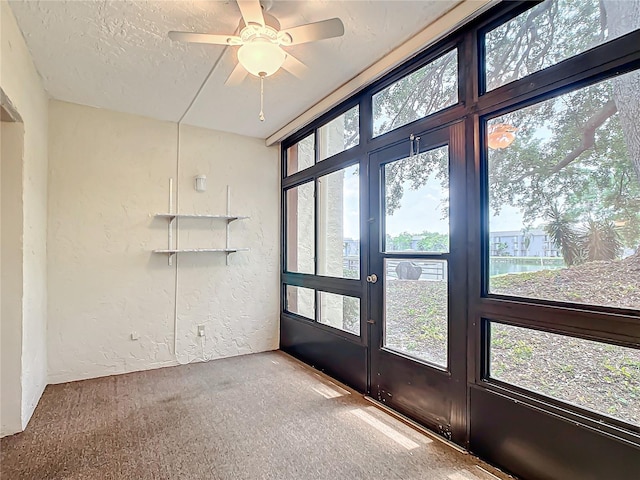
[259,73,265,122]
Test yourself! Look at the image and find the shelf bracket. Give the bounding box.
[226,186,231,253]
[168,178,175,266]
[154,181,248,266]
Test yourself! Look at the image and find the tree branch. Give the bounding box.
[514,99,617,182]
[547,99,617,175]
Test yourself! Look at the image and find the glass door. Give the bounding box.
[367,123,467,443]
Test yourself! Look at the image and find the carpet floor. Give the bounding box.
[1,351,510,480]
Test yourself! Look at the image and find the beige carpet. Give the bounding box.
[1,351,509,480]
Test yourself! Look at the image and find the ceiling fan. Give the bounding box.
[168,0,345,121]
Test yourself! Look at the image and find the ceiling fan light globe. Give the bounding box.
[237,41,286,77]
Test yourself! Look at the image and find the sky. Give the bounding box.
[341,169,526,239]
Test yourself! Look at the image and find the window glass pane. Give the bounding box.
[317,164,360,279]
[384,146,449,253]
[285,286,315,320]
[487,69,640,311]
[286,181,315,274]
[319,292,360,335]
[384,259,448,367]
[490,323,640,426]
[318,106,359,161]
[286,134,314,176]
[485,0,640,91]
[373,49,457,137]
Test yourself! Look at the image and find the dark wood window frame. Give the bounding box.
[280,0,640,469]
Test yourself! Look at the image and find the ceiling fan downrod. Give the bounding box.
[167,0,345,122]
[259,73,266,122]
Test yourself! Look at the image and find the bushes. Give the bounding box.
[545,204,623,266]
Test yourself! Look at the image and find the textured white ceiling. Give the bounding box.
[9,0,460,139]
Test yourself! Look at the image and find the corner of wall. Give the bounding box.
[46,105,280,382]
[1,0,50,433]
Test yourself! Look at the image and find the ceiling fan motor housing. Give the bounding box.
[239,11,293,46]
[239,11,280,33]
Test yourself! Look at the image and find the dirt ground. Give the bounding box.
[384,258,640,426]
[491,252,640,310]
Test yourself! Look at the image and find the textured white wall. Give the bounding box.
[174,125,280,363]
[0,0,49,435]
[47,100,279,383]
[1,121,24,437]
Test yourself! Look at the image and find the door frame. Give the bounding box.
[280,2,640,477]
[367,122,468,443]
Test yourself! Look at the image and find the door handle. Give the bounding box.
[366,274,378,284]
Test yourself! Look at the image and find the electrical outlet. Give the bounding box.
[197,325,206,337]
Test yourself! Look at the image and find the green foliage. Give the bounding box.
[390,232,413,250]
[374,51,457,136]
[418,321,446,343]
[384,147,449,215]
[342,106,360,150]
[545,204,623,265]
[379,0,640,254]
[522,229,532,252]
[495,242,509,256]
[342,268,359,279]
[603,357,640,396]
[342,296,360,334]
[581,219,622,261]
[417,232,448,252]
[386,231,449,252]
[512,341,534,361]
[545,204,582,266]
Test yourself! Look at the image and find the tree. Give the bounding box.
[378,0,640,255]
[417,231,448,252]
[387,232,413,251]
[545,204,582,266]
[521,228,532,256]
[604,0,640,185]
[581,219,622,262]
[495,242,509,257]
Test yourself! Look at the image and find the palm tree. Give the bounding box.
[545,204,581,266]
[580,220,622,261]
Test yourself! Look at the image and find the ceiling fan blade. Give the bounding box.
[225,62,249,86]
[168,31,241,46]
[282,53,309,79]
[237,0,265,27]
[279,18,344,46]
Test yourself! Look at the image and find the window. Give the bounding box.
[484,0,640,91]
[319,292,360,335]
[286,182,315,274]
[373,49,458,137]
[318,106,359,161]
[285,286,315,320]
[384,147,449,253]
[489,322,640,426]
[286,134,314,176]
[280,2,640,468]
[317,164,360,279]
[487,69,640,311]
[384,259,448,367]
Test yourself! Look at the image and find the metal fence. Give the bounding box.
[342,257,447,281]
